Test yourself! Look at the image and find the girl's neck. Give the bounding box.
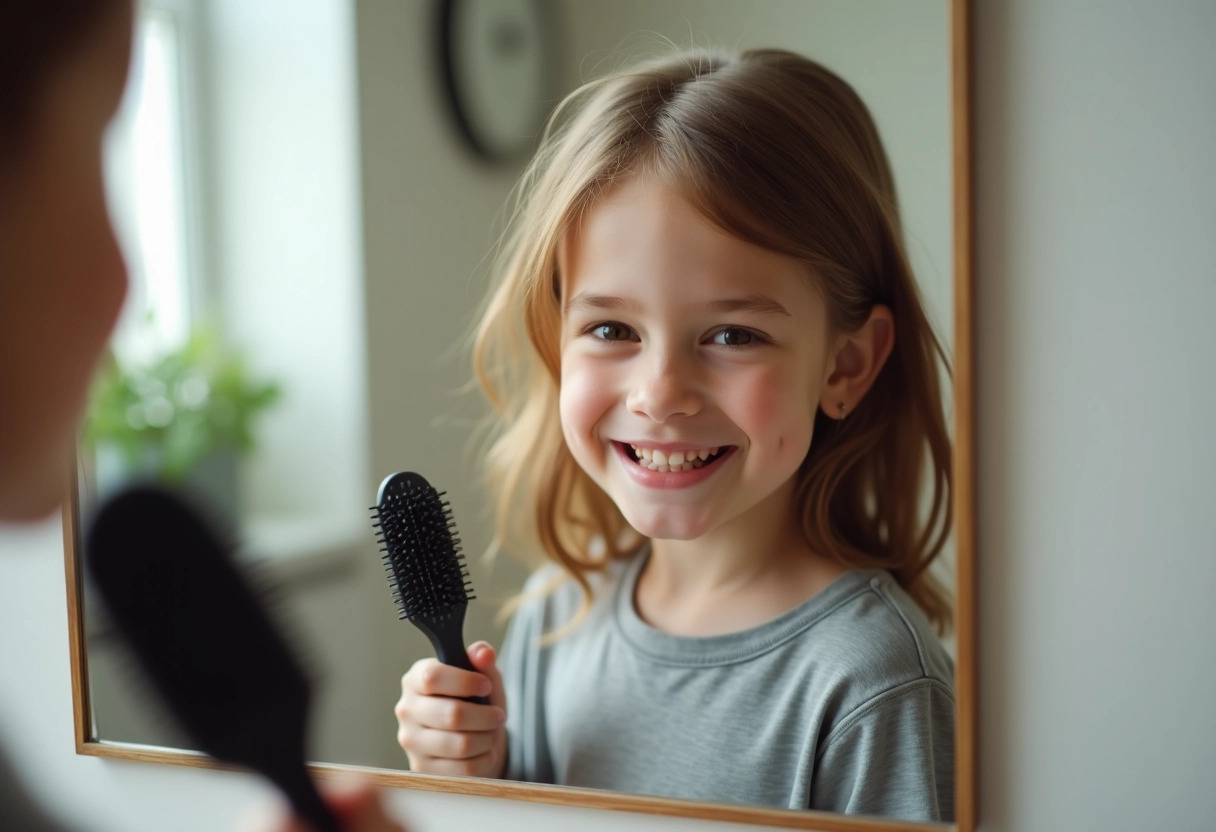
[635,481,850,637]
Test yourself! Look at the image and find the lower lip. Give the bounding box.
[613,443,733,490]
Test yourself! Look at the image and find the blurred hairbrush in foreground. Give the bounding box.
[85,485,339,832]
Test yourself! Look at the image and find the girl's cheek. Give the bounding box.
[78,202,129,353]
[731,366,788,425]
[732,366,816,459]
[559,359,616,456]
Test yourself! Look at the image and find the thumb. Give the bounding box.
[468,641,506,710]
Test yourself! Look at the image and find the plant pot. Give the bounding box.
[93,442,241,531]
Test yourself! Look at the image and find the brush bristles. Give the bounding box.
[372,473,475,622]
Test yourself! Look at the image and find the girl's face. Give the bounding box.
[558,178,839,542]
[0,3,133,521]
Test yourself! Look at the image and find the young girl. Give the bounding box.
[394,47,954,822]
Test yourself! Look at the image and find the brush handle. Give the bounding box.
[271,764,341,832]
[414,606,491,706]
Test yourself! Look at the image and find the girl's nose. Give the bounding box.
[625,350,703,422]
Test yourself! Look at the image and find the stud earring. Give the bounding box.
[838,402,847,420]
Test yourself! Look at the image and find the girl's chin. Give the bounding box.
[619,505,715,542]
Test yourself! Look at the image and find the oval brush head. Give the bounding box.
[85,485,339,832]
[371,471,487,704]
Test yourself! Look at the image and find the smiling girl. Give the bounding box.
[394,48,954,822]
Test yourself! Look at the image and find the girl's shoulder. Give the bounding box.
[811,569,955,694]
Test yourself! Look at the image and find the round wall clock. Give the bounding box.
[437,0,556,163]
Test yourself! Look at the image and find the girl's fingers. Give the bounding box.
[408,748,502,778]
[323,778,410,832]
[403,693,505,732]
[233,778,410,832]
[403,659,491,699]
[402,726,500,760]
[467,642,507,710]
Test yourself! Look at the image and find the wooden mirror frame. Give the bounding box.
[62,1,974,828]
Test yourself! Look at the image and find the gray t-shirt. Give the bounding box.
[501,554,955,822]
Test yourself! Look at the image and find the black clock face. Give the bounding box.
[439,0,554,162]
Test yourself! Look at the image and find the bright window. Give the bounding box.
[103,5,195,364]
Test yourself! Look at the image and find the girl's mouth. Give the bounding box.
[619,442,732,473]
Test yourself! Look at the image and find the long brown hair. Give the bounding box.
[474,48,953,633]
[0,0,120,156]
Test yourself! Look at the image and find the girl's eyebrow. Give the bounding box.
[565,292,790,317]
[706,295,791,317]
[564,292,640,314]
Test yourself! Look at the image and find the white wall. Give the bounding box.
[1,2,1214,832]
[974,1,1216,830]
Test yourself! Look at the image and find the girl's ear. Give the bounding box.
[819,304,895,420]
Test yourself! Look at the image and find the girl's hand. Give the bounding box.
[237,776,408,832]
[394,641,508,778]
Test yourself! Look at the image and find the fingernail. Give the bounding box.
[497,709,507,724]
[480,680,492,696]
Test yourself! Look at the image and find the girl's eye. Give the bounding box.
[590,322,637,342]
[710,327,759,347]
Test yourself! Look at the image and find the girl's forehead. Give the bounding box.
[558,178,816,303]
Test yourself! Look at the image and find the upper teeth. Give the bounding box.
[630,446,719,466]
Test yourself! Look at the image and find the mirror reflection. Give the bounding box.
[77,0,955,825]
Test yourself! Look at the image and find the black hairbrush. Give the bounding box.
[371,471,488,705]
[85,485,339,832]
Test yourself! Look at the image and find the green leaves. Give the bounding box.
[83,328,282,480]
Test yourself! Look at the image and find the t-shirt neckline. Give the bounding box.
[612,549,888,667]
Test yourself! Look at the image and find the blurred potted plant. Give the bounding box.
[82,327,282,526]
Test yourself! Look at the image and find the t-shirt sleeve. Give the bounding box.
[500,577,555,784]
[810,679,955,822]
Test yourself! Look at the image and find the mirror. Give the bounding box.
[66,0,974,829]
